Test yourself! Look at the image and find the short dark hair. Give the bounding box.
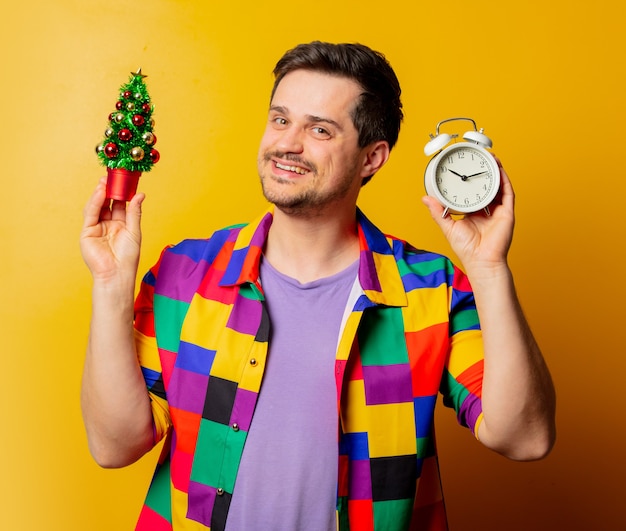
[272,41,403,153]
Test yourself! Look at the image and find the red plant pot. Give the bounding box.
[106,168,142,201]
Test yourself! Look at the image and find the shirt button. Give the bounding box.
[250,358,258,366]
[216,488,224,496]
[232,423,240,432]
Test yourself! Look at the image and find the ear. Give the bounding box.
[360,140,390,179]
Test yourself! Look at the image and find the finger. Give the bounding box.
[83,178,110,229]
[125,192,146,238]
[497,164,515,210]
[110,199,128,222]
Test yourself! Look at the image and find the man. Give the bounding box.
[80,42,556,530]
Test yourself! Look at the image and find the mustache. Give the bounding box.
[263,151,317,173]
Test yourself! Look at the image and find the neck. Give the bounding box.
[264,206,360,283]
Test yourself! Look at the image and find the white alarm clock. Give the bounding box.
[424,117,500,216]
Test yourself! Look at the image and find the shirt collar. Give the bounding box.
[220,206,408,307]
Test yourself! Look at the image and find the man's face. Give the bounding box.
[257,70,369,216]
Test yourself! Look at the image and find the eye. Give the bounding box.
[272,117,287,126]
[312,126,331,138]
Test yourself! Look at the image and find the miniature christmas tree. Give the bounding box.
[96,68,160,201]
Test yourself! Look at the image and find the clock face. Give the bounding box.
[433,145,498,212]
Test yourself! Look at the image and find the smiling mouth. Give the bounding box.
[275,161,308,175]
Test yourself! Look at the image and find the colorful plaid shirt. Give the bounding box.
[133,207,484,531]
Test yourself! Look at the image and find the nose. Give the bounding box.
[276,125,304,154]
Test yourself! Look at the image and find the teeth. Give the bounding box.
[276,162,307,175]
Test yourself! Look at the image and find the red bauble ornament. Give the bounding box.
[149,148,160,163]
[132,114,145,126]
[115,100,124,110]
[104,142,119,158]
[141,103,151,114]
[122,90,133,99]
[118,128,133,142]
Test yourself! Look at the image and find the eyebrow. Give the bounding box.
[269,105,343,130]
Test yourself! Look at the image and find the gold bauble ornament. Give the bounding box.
[142,132,155,145]
[130,146,145,161]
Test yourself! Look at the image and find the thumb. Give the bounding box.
[422,195,445,221]
[421,195,455,234]
[126,192,146,238]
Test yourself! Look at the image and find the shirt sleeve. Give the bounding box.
[134,249,172,444]
[439,264,485,438]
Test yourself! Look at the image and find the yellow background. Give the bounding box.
[2,0,624,529]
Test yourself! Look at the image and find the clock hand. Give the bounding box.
[465,171,488,179]
[448,169,468,180]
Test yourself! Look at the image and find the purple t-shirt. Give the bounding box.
[225,258,358,530]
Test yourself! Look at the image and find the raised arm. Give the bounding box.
[422,163,556,460]
[80,177,154,468]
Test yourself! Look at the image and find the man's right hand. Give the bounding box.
[80,176,145,283]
